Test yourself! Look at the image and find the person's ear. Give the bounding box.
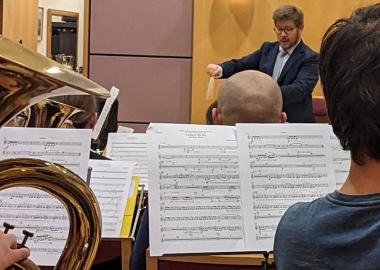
[212,108,223,125]
[280,112,287,123]
[298,24,304,34]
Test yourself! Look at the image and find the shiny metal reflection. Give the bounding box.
[0,35,110,126]
[0,159,102,270]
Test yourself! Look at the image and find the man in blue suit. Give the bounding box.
[207,5,319,123]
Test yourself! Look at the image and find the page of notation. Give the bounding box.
[328,126,350,189]
[0,188,68,265]
[106,133,149,189]
[0,127,91,265]
[89,159,134,238]
[236,123,336,251]
[0,127,91,179]
[147,123,245,256]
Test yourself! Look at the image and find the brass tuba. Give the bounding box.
[0,35,110,269]
[1,159,102,270]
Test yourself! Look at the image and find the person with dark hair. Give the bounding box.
[207,5,318,123]
[274,4,380,269]
[52,95,122,269]
[0,231,29,270]
[51,95,110,160]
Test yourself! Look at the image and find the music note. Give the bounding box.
[0,127,92,265]
[236,123,336,251]
[106,133,149,189]
[88,159,134,238]
[0,127,91,179]
[148,124,246,256]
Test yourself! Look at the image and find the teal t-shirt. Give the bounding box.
[274,191,380,270]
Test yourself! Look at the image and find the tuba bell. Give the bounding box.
[0,35,110,269]
[1,159,102,270]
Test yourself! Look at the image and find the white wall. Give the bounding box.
[38,0,84,67]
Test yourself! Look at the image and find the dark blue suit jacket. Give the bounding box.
[220,41,319,123]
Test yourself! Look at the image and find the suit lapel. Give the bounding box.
[265,43,280,75]
[278,41,305,83]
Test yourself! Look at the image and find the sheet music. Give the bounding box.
[0,189,68,266]
[0,127,91,179]
[106,133,149,189]
[0,127,92,265]
[148,124,245,256]
[88,159,134,238]
[328,126,350,189]
[236,124,336,251]
[92,86,119,140]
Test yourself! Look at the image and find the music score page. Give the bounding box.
[149,123,337,255]
[0,127,91,265]
[236,123,336,251]
[328,126,350,189]
[148,123,246,256]
[89,159,134,238]
[106,133,149,189]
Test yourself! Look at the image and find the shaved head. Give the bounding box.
[216,70,283,125]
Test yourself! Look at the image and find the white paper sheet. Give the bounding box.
[106,133,149,189]
[236,123,336,251]
[92,86,119,140]
[88,159,134,238]
[328,126,350,189]
[147,123,245,256]
[117,126,134,134]
[0,189,68,266]
[0,127,92,265]
[0,127,91,179]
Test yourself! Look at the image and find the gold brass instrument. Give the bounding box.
[8,99,82,128]
[0,35,109,127]
[0,35,110,269]
[26,99,82,128]
[0,159,102,270]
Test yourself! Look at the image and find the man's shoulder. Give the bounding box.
[278,198,326,231]
[260,41,278,50]
[298,41,319,57]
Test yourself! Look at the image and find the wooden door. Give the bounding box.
[2,0,38,51]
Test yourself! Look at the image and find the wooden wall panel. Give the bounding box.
[89,55,192,123]
[191,0,377,124]
[90,0,193,127]
[2,0,38,51]
[90,0,192,57]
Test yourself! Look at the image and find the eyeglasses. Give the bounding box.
[273,27,296,35]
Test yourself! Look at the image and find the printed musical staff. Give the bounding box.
[0,127,91,179]
[106,133,149,188]
[88,159,134,238]
[329,127,350,188]
[148,123,341,256]
[0,187,69,266]
[0,127,92,265]
[148,124,245,256]
[236,123,335,251]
